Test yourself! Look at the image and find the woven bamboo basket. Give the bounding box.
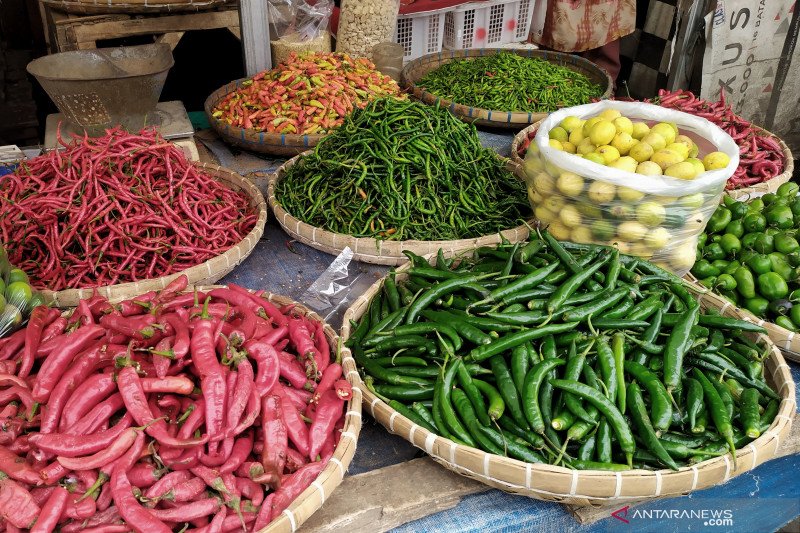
[267,152,532,265]
[39,162,267,308]
[205,79,327,157]
[103,286,362,533]
[340,250,796,506]
[724,125,794,201]
[684,274,800,363]
[510,120,542,166]
[42,0,230,14]
[401,49,613,129]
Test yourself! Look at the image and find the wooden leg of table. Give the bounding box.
[156,32,185,51]
[228,27,241,41]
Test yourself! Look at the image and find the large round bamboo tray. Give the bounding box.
[340,250,796,506]
[685,274,800,363]
[724,125,794,201]
[41,0,229,14]
[401,49,613,129]
[267,152,532,265]
[39,162,267,308]
[205,79,326,157]
[510,120,542,166]
[104,286,362,533]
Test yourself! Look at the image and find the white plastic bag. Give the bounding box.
[521,100,739,275]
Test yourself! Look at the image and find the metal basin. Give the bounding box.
[27,43,174,135]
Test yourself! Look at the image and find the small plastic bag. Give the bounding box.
[268,0,334,64]
[299,247,376,328]
[521,100,739,276]
[268,0,333,42]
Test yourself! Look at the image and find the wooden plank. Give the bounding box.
[70,9,238,44]
[238,0,271,76]
[300,457,489,533]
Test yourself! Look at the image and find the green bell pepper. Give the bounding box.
[744,297,769,317]
[775,315,796,332]
[749,198,765,212]
[715,273,738,291]
[723,260,742,275]
[707,207,732,234]
[743,213,767,233]
[777,182,799,198]
[758,272,789,300]
[754,234,774,254]
[691,259,721,279]
[766,205,794,229]
[774,233,800,254]
[741,233,760,250]
[719,234,742,255]
[725,219,745,238]
[705,243,726,261]
[791,304,800,327]
[745,253,773,275]
[734,267,757,299]
[768,253,793,281]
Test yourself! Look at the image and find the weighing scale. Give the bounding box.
[43,100,200,161]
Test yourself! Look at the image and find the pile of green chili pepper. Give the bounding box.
[276,98,529,241]
[347,231,780,471]
[416,52,604,113]
[694,182,800,331]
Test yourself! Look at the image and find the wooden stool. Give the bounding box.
[41,3,241,52]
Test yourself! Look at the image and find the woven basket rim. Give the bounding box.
[204,79,328,156]
[267,151,533,265]
[101,285,362,533]
[684,272,800,362]
[510,121,542,166]
[339,249,796,504]
[38,161,267,308]
[401,48,613,128]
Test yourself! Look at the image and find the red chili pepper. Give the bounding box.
[0,471,40,528]
[31,487,69,533]
[219,431,253,475]
[282,386,313,410]
[143,470,193,501]
[226,389,261,438]
[259,394,287,487]
[19,306,55,378]
[288,316,320,378]
[207,506,228,533]
[313,319,330,373]
[308,390,344,460]
[141,375,194,395]
[126,462,164,489]
[273,386,310,457]
[116,367,207,448]
[56,428,139,470]
[63,492,96,519]
[110,467,171,533]
[234,476,263,506]
[31,413,133,457]
[245,339,280,397]
[59,373,118,431]
[313,363,342,403]
[99,313,157,340]
[166,476,207,502]
[199,436,235,468]
[334,379,353,400]
[260,325,288,345]
[227,359,254,430]
[267,460,326,523]
[32,324,105,402]
[155,275,189,305]
[0,328,26,361]
[150,336,173,379]
[0,445,45,485]
[277,350,316,391]
[162,314,190,359]
[40,341,113,433]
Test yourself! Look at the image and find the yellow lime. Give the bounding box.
[589,120,616,146]
[548,221,571,240]
[595,145,621,164]
[613,116,634,135]
[587,181,616,203]
[617,221,649,241]
[703,151,731,170]
[560,116,584,134]
[571,226,593,243]
[637,202,666,227]
[532,172,555,195]
[644,227,671,249]
[631,122,650,140]
[598,109,622,122]
[617,186,645,203]
[636,161,663,176]
[549,127,569,143]
[556,172,585,197]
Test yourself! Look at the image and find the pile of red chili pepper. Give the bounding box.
[650,89,786,190]
[0,275,352,532]
[211,51,404,136]
[0,128,258,292]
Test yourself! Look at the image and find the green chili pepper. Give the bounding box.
[627,382,678,470]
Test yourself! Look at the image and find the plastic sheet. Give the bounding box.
[268,0,333,42]
[299,247,377,326]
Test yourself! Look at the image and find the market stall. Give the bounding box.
[0,0,797,531]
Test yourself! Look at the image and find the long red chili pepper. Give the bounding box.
[308,390,345,460]
[32,325,105,402]
[0,471,40,528]
[110,467,171,533]
[30,413,133,457]
[19,306,55,378]
[29,485,68,533]
[267,460,327,523]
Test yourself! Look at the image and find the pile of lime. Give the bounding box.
[543,108,731,179]
[0,245,43,338]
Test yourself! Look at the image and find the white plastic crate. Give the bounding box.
[394,10,447,62]
[443,0,535,50]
